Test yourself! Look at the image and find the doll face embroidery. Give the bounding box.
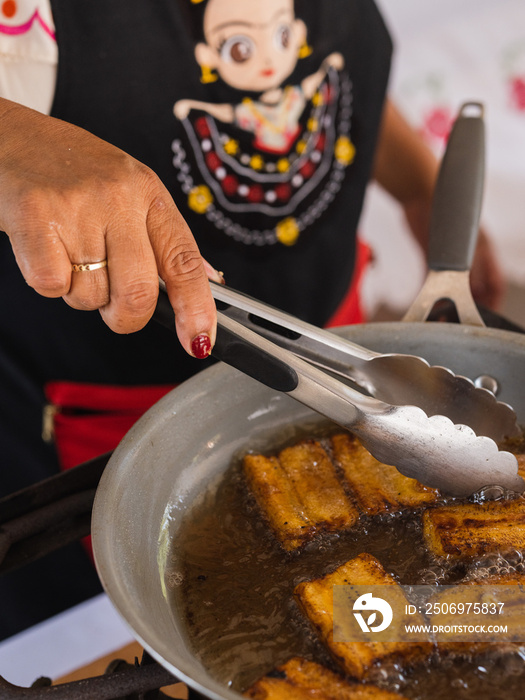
[195,0,306,94]
[172,0,356,247]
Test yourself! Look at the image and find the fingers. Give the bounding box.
[7,222,72,298]
[64,265,110,313]
[98,216,159,334]
[7,183,217,347]
[146,193,217,357]
[62,221,110,311]
[202,258,225,285]
[471,230,506,311]
[0,103,217,349]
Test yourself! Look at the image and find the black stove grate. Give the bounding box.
[0,455,206,699]
[0,653,186,699]
[0,452,110,576]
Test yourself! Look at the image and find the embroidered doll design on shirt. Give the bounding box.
[172,0,356,246]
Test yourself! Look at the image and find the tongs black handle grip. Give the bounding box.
[213,320,299,392]
[153,283,396,440]
[153,285,299,393]
[210,280,375,372]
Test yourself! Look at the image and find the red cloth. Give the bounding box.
[44,382,175,470]
[44,382,175,560]
[325,238,373,327]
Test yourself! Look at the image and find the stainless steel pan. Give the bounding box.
[92,101,525,698]
[92,320,525,700]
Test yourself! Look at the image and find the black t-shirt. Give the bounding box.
[0,2,392,639]
[1,0,392,386]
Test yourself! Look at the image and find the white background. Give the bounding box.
[361,0,525,321]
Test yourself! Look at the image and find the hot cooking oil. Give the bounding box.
[168,435,525,698]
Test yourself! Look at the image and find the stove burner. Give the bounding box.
[0,452,110,575]
[0,649,206,698]
[0,456,206,700]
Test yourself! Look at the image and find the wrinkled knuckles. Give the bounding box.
[146,193,182,235]
[142,168,171,202]
[26,270,70,297]
[64,293,110,312]
[163,245,203,281]
[65,277,110,310]
[111,279,158,325]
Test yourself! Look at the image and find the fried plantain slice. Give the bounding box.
[422,498,525,558]
[294,554,432,680]
[243,453,311,551]
[243,440,358,551]
[429,572,525,655]
[517,453,525,478]
[278,440,358,531]
[244,656,408,699]
[331,433,438,515]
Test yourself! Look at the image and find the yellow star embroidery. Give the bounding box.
[224,139,239,156]
[334,136,356,166]
[250,154,265,171]
[276,217,300,246]
[188,185,213,214]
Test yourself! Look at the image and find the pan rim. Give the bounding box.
[92,321,525,699]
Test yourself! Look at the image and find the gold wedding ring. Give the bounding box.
[71,259,108,272]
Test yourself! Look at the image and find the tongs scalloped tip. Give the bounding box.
[358,406,525,498]
[214,312,524,499]
[355,352,521,443]
[153,286,523,499]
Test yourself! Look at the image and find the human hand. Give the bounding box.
[404,195,506,311]
[0,99,218,358]
[470,227,506,311]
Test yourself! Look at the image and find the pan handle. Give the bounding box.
[427,101,485,272]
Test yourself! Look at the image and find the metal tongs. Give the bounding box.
[211,281,520,445]
[154,103,524,497]
[209,284,524,497]
[155,277,523,496]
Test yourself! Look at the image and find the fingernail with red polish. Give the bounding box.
[192,333,212,359]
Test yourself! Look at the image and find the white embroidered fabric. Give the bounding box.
[0,0,56,114]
